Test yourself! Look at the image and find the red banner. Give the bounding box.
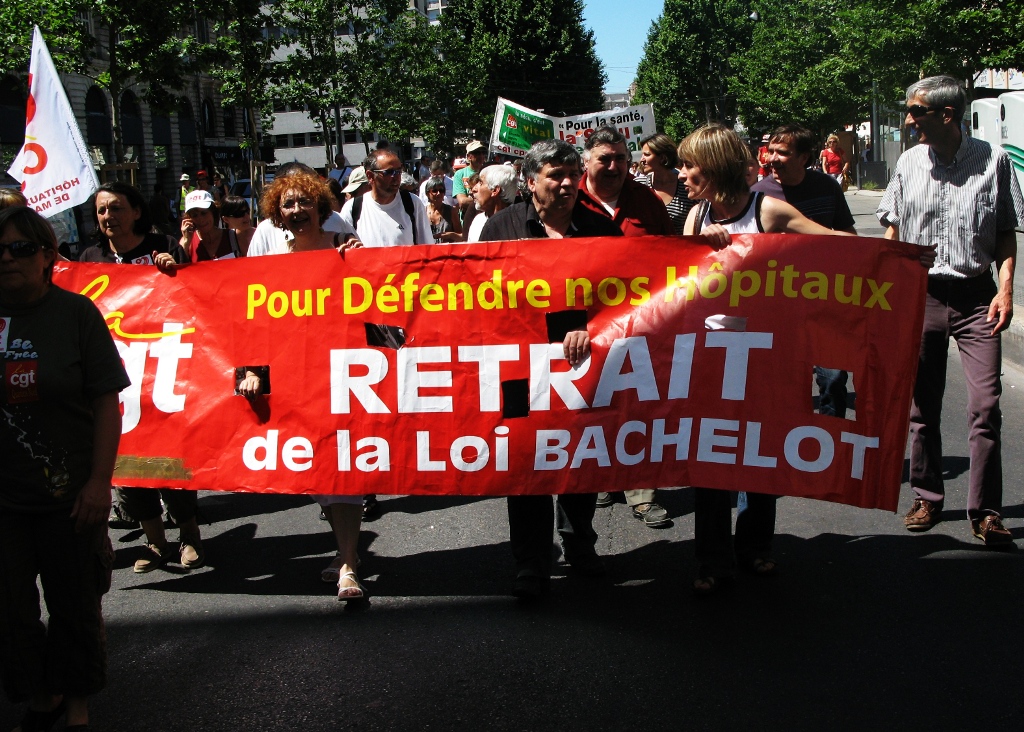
[53,235,926,510]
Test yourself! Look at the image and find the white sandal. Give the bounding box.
[337,570,365,602]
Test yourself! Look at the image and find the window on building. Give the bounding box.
[310,131,323,146]
[202,98,216,138]
[343,129,358,144]
[275,134,290,148]
[292,134,307,147]
[223,108,236,138]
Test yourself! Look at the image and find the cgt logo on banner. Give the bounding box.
[53,234,927,510]
[7,26,99,217]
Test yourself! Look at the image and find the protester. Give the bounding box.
[574,127,676,527]
[220,195,256,254]
[176,173,192,217]
[418,160,454,206]
[424,178,463,242]
[247,171,365,601]
[249,163,357,254]
[179,190,244,261]
[453,141,487,219]
[479,139,621,599]
[878,75,1024,544]
[341,150,432,246]
[820,134,850,184]
[326,178,345,212]
[211,172,229,203]
[78,182,205,573]
[342,166,370,200]
[756,133,771,180]
[679,124,854,595]
[0,188,28,209]
[465,165,517,243]
[640,133,693,235]
[0,205,130,732]
[328,153,352,186]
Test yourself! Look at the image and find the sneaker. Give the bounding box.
[904,498,941,532]
[595,492,614,508]
[134,543,172,573]
[971,515,1014,546]
[108,503,138,530]
[179,536,206,569]
[632,502,672,528]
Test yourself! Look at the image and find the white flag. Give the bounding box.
[7,26,99,216]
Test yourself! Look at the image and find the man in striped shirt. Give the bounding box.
[878,75,1024,545]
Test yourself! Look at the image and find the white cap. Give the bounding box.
[184,190,215,211]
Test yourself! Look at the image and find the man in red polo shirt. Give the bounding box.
[575,126,675,528]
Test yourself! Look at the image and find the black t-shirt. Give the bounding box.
[755,169,855,231]
[79,232,188,265]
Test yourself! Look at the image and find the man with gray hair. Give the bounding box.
[878,75,1024,545]
[479,139,621,598]
[465,164,518,242]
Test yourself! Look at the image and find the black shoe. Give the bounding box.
[512,573,550,599]
[362,495,380,520]
[595,492,614,508]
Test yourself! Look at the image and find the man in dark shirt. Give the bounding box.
[479,139,621,598]
[752,125,856,233]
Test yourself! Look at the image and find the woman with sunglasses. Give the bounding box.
[0,206,130,732]
[248,171,365,602]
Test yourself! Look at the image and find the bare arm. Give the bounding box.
[760,196,853,236]
[987,228,1016,334]
[71,391,122,532]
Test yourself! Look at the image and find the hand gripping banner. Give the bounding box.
[53,234,927,510]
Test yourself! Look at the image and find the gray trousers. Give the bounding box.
[909,275,1002,518]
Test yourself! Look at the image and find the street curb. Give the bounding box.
[852,189,884,198]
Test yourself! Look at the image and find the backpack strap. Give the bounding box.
[227,228,241,257]
[351,194,363,231]
[400,189,418,243]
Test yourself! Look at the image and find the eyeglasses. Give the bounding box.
[906,105,944,118]
[370,168,402,179]
[281,197,314,209]
[0,240,41,258]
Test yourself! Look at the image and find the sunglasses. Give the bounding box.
[370,168,402,179]
[906,104,945,118]
[0,240,41,258]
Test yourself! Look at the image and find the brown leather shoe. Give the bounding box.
[904,499,941,531]
[971,515,1014,546]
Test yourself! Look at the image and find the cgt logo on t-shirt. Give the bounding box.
[6,360,39,404]
[0,317,8,352]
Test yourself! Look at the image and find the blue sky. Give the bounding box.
[583,0,664,93]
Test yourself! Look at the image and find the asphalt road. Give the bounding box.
[5,200,1024,731]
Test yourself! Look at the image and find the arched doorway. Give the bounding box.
[85,86,111,169]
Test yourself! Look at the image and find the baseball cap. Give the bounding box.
[179,173,191,182]
[184,190,215,211]
[196,170,209,179]
[342,166,368,193]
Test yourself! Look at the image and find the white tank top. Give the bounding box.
[698,192,765,234]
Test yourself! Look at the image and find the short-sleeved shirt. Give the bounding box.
[0,287,130,512]
[340,192,433,247]
[877,135,1024,279]
[79,232,188,265]
[452,166,481,198]
[247,212,356,257]
[752,169,855,231]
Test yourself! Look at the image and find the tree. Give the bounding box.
[729,0,869,135]
[440,0,607,140]
[633,0,755,141]
[0,1,93,78]
[273,0,440,164]
[198,0,282,156]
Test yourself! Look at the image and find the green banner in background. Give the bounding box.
[497,103,555,151]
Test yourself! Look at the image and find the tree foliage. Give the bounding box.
[441,0,606,139]
[197,0,281,151]
[633,0,755,141]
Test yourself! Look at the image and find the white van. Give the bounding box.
[971,98,1001,144]
[999,91,1024,195]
